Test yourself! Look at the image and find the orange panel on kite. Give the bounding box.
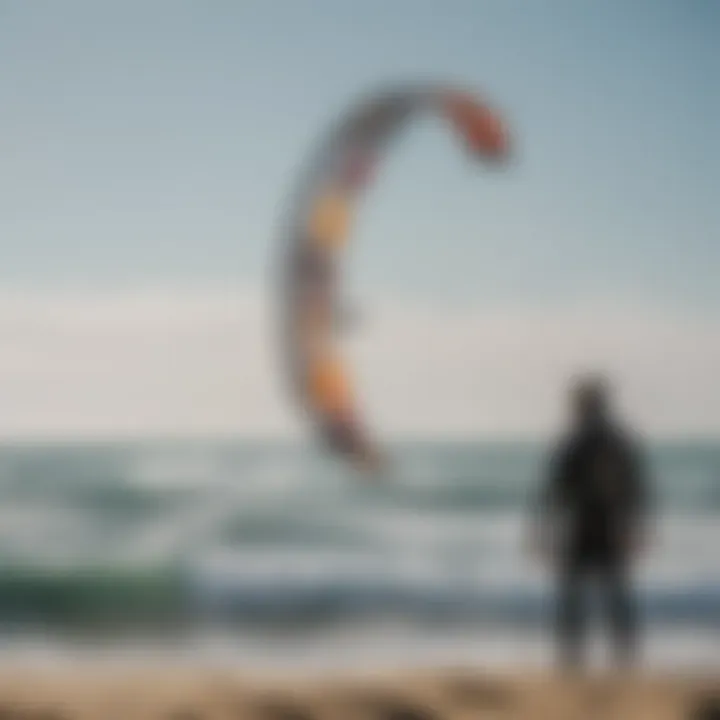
[308,356,354,413]
[307,191,352,250]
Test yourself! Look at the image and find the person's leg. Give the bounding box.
[556,562,587,671]
[603,561,638,668]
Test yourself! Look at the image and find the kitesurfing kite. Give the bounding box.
[278,83,511,472]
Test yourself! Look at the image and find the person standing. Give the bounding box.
[530,375,652,670]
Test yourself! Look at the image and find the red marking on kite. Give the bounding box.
[340,149,376,191]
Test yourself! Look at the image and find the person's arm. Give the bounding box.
[527,440,568,561]
[623,435,654,555]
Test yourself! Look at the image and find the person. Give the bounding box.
[530,374,652,670]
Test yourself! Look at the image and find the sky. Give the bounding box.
[0,0,718,439]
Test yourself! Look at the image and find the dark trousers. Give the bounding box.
[556,555,638,669]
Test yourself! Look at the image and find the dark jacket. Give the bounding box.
[539,419,650,567]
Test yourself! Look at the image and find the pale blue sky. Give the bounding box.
[1,0,718,310]
[0,1,718,437]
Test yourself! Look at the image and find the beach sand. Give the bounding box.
[0,666,715,719]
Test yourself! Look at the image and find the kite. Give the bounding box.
[278,83,511,471]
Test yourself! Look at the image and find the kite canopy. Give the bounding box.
[278,84,511,471]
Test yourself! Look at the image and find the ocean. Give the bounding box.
[0,439,716,670]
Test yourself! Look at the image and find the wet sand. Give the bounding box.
[0,667,715,719]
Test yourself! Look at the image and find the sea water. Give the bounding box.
[0,439,716,670]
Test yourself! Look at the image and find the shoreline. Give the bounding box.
[0,624,716,674]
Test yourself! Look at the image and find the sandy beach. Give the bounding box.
[0,666,715,719]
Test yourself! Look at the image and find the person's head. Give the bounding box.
[570,373,612,427]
